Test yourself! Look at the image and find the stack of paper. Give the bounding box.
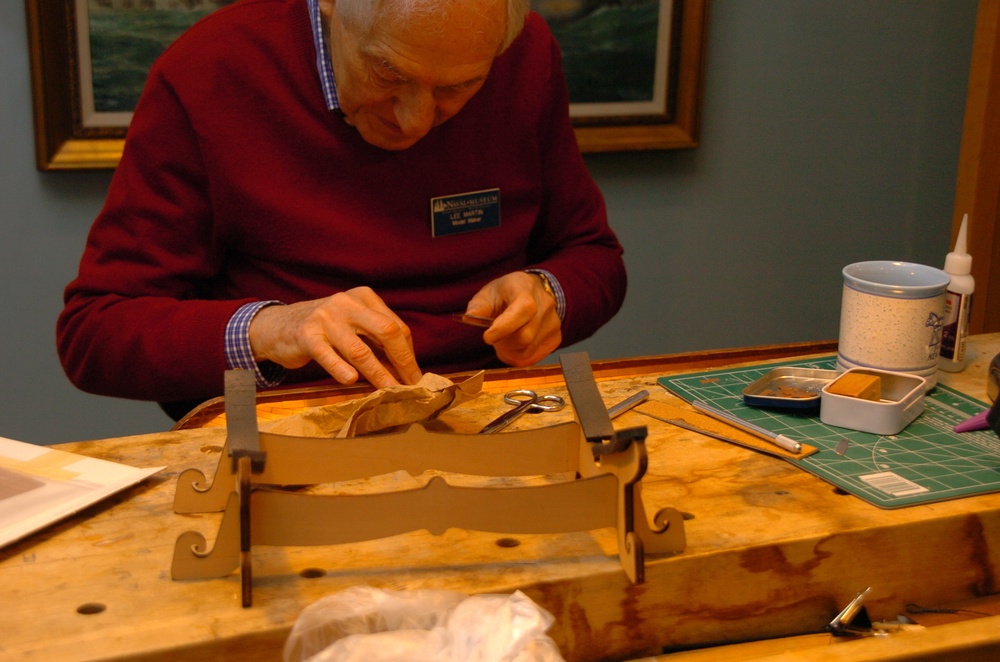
[0,435,162,549]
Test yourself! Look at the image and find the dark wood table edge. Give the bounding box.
[173,340,838,431]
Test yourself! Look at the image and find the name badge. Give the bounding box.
[430,188,501,237]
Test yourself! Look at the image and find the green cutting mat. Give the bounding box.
[659,357,1000,508]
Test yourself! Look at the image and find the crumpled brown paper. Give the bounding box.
[261,372,484,438]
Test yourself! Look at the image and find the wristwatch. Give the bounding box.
[532,271,556,301]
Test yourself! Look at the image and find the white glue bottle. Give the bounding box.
[939,213,974,372]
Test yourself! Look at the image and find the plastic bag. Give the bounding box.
[283,586,564,662]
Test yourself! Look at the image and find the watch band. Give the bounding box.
[525,269,566,320]
[534,271,556,300]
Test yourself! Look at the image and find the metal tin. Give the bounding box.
[820,368,927,435]
[743,368,840,410]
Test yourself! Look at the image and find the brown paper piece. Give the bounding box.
[261,372,485,438]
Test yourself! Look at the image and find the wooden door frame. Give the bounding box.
[953,0,1000,334]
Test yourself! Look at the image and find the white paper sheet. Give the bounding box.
[0,435,163,549]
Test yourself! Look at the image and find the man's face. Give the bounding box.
[328,2,505,150]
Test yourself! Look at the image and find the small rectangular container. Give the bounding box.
[743,368,840,410]
[820,368,927,435]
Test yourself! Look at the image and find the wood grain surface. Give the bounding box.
[2,336,999,661]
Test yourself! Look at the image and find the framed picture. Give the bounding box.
[25,0,234,171]
[26,0,707,170]
[539,0,707,152]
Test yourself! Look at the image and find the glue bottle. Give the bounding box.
[939,213,974,372]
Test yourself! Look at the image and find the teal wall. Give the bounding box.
[0,1,978,444]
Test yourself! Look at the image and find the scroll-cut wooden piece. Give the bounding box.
[172,383,686,604]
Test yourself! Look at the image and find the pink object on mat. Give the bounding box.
[953,409,991,433]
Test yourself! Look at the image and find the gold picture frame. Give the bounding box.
[551,0,707,153]
[25,0,707,170]
[26,0,121,170]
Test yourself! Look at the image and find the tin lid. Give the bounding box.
[743,368,840,410]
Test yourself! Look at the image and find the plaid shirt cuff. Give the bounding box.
[526,269,566,320]
[224,301,286,388]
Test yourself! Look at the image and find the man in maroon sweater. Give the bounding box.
[57,0,627,419]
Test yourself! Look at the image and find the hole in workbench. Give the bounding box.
[681,512,695,520]
[200,445,223,454]
[77,603,106,615]
[300,567,327,579]
[495,537,521,548]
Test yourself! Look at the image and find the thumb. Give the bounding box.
[465,287,499,318]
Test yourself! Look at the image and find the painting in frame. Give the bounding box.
[26,0,707,170]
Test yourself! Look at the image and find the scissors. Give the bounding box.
[479,389,566,434]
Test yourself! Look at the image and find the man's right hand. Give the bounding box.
[248,287,422,388]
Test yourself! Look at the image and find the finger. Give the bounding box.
[464,290,500,322]
[349,308,422,385]
[302,331,362,385]
[336,334,402,389]
[312,322,399,389]
[310,331,403,390]
[294,300,402,388]
[465,273,534,323]
[482,302,534,343]
[488,295,561,365]
[323,289,422,385]
[495,327,561,366]
[367,317,422,385]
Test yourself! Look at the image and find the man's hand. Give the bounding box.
[465,271,562,366]
[248,287,422,388]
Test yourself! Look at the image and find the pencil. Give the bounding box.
[691,399,802,454]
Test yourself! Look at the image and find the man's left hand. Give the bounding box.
[464,271,562,366]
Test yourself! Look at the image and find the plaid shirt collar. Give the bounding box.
[307,0,340,111]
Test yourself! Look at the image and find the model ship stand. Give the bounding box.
[171,353,687,607]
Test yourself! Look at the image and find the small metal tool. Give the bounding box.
[451,313,495,328]
[480,389,566,434]
[607,390,650,419]
[829,586,872,633]
[560,352,648,457]
[639,411,748,447]
[692,399,803,454]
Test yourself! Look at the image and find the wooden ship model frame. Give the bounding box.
[171,353,687,606]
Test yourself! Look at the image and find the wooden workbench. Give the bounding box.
[3,336,1000,661]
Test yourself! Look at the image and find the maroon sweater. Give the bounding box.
[57,0,626,403]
